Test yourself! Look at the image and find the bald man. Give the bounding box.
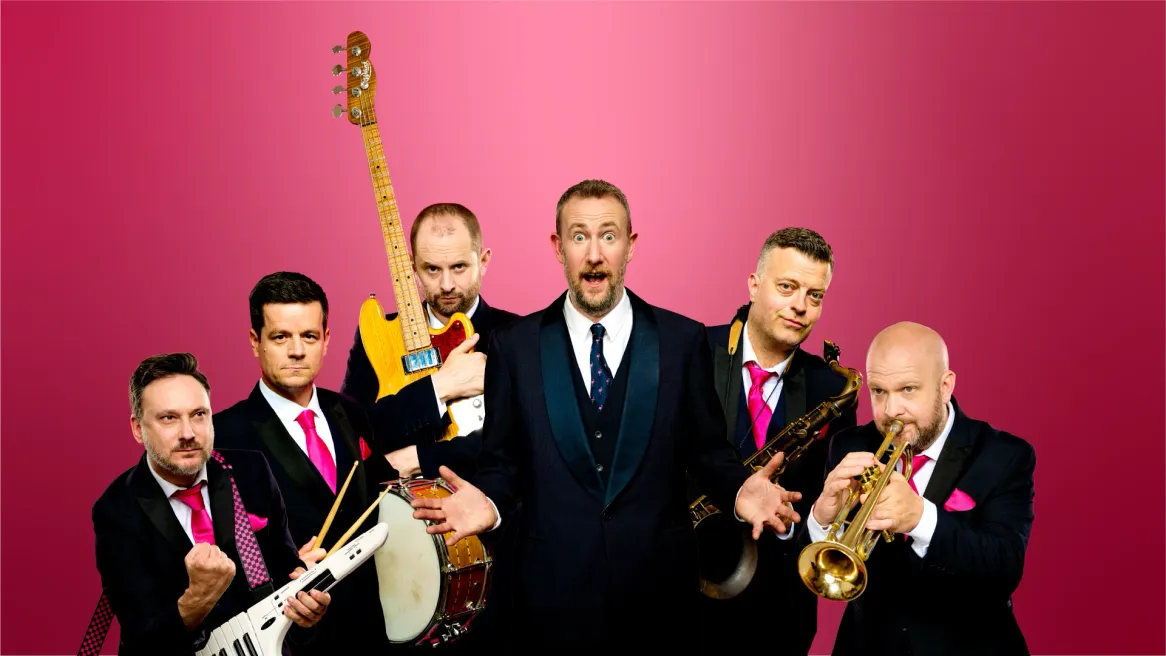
[801,322,1036,656]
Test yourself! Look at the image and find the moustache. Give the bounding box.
[173,441,204,452]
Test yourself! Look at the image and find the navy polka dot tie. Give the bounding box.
[590,323,613,410]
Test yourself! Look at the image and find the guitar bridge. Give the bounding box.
[401,347,442,374]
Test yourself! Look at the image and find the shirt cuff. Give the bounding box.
[805,503,830,543]
[433,387,447,417]
[487,497,502,531]
[907,498,938,558]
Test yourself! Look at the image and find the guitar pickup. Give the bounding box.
[401,348,441,373]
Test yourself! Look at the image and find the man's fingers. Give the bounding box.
[426,521,453,535]
[438,465,465,487]
[413,508,447,522]
[410,497,442,509]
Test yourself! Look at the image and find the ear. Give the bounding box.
[479,247,492,275]
[747,272,760,302]
[130,415,145,446]
[940,370,956,404]
[625,231,638,263]
[249,329,260,357]
[322,326,331,356]
[551,233,565,265]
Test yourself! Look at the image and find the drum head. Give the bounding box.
[375,491,441,642]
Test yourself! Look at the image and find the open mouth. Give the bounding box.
[581,272,608,287]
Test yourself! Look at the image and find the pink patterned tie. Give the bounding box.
[297,409,336,493]
[171,482,215,545]
[907,454,930,494]
[745,361,777,450]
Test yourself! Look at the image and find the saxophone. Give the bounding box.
[691,340,863,600]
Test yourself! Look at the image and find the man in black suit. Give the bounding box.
[90,353,329,656]
[339,203,520,650]
[697,227,858,654]
[341,203,519,480]
[410,179,803,649]
[803,322,1036,656]
[214,272,398,654]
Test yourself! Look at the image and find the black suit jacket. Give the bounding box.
[91,450,308,656]
[213,385,399,654]
[340,295,520,478]
[812,397,1035,656]
[471,289,751,648]
[698,303,859,653]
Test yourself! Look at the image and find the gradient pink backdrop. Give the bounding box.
[2,1,1163,654]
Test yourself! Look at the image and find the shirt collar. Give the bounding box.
[741,320,794,377]
[146,456,208,499]
[426,295,480,329]
[258,378,323,426]
[919,400,956,461]
[563,288,632,342]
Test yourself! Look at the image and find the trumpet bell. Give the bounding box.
[797,539,868,602]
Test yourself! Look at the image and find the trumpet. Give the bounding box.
[691,340,862,600]
[797,418,912,602]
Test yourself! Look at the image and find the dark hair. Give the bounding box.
[248,271,329,334]
[757,227,834,271]
[410,203,483,256]
[554,179,632,236]
[129,352,211,419]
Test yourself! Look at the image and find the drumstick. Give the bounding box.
[312,462,359,552]
[326,485,392,557]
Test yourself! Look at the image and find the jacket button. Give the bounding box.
[596,464,604,472]
[594,431,602,439]
[602,511,611,521]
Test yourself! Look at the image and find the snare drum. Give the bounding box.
[374,478,491,646]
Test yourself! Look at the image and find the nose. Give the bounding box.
[439,269,455,293]
[790,291,807,315]
[288,336,306,358]
[178,416,197,439]
[883,394,906,418]
[585,239,603,264]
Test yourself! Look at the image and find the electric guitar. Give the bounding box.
[333,31,484,441]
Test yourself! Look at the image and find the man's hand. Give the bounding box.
[386,445,421,478]
[177,543,236,629]
[284,568,330,628]
[430,334,485,402]
[812,452,877,527]
[862,466,924,534]
[410,465,498,546]
[734,453,802,539]
[297,537,326,570]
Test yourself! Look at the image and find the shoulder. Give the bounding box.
[213,448,277,483]
[92,464,139,521]
[491,309,544,345]
[318,387,368,422]
[794,347,850,392]
[825,421,882,460]
[211,397,259,445]
[964,411,1036,470]
[705,322,733,349]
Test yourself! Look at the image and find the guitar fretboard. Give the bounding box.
[360,111,431,353]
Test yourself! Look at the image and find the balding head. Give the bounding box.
[865,322,956,450]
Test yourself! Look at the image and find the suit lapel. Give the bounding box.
[245,385,334,509]
[604,291,659,508]
[131,455,193,559]
[317,392,366,506]
[922,398,975,507]
[713,338,744,446]
[776,349,808,438]
[539,294,605,503]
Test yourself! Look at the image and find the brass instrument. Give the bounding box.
[691,340,862,600]
[797,418,912,602]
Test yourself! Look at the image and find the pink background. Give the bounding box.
[2,1,1163,654]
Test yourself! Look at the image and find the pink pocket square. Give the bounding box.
[944,488,976,512]
[248,513,268,532]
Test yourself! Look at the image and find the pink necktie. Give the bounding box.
[907,454,930,494]
[745,361,777,450]
[297,409,337,493]
[172,482,215,545]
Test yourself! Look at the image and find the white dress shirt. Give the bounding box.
[806,400,956,558]
[146,461,212,546]
[258,379,338,465]
[427,296,481,416]
[739,322,796,538]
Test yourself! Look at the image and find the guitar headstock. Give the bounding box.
[331,31,376,126]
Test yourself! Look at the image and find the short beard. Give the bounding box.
[911,391,947,452]
[425,279,480,319]
[144,429,209,477]
[566,263,625,317]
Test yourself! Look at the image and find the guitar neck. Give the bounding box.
[360,114,432,352]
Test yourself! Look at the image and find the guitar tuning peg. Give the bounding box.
[332,45,345,53]
[332,104,345,118]
[333,85,345,95]
[332,64,345,76]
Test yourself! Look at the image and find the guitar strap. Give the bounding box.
[77,451,273,656]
